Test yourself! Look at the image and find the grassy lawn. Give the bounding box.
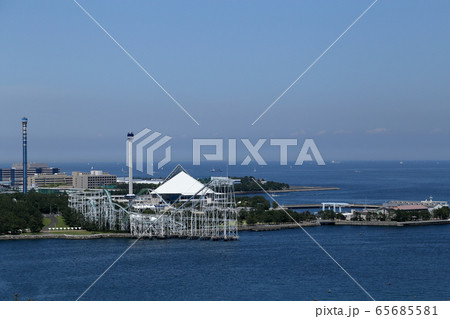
[41,215,68,228]
[42,217,52,228]
[55,215,68,228]
[44,230,98,235]
[21,230,99,236]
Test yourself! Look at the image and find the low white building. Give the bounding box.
[151,171,213,203]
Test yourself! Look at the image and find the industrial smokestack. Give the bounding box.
[22,117,28,194]
[126,132,135,201]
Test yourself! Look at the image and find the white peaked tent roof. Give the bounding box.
[152,171,213,196]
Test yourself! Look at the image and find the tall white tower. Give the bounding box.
[126,132,136,202]
[22,117,28,194]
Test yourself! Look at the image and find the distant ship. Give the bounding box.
[210,168,222,172]
[270,193,281,197]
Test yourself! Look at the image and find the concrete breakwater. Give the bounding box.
[1,224,319,240]
[239,219,450,231]
[0,233,238,241]
[328,220,450,227]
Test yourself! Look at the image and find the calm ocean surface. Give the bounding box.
[1,161,449,301]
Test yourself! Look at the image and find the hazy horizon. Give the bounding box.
[1,0,449,163]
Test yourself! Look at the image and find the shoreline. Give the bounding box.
[0,233,135,240]
[1,219,449,240]
[239,222,319,231]
[332,219,450,227]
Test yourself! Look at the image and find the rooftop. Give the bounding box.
[152,171,212,196]
[395,205,429,211]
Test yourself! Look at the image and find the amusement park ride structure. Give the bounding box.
[68,133,238,240]
[129,176,238,240]
[68,173,239,240]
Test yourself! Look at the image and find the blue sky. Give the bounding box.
[1,0,449,164]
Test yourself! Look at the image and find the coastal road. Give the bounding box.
[42,214,58,232]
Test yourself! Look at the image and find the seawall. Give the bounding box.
[1,219,448,240]
[0,233,134,240]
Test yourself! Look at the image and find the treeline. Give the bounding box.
[0,191,71,234]
[62,209,103,231]
[62,209,112,231]
[239,209,316,225]
[236,195,316,225]
[391,210,431,222]
[317,210,346,220]
[234,176,289,192]
[237,196,272,210]
[432,207,450,220]
[198,176,289,192]
[61,209,85,229]
[384,207,449,222]
[62,206,130,232]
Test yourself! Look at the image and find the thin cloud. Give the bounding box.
[430,128,442,134]
[333,129,349,135]
[289,130,306,137]
[366,128,388,134]
[315,130,327,136]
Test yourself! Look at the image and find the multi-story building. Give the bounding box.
[0,163,60,186]
[28,174,73,188]
[72,170,117,189]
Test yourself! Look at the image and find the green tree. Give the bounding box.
[433,207,450,220]
[234,176,289,192]
[317,210,336,220]
[245,213,258,225]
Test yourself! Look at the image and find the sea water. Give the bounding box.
[1,161,449,301]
